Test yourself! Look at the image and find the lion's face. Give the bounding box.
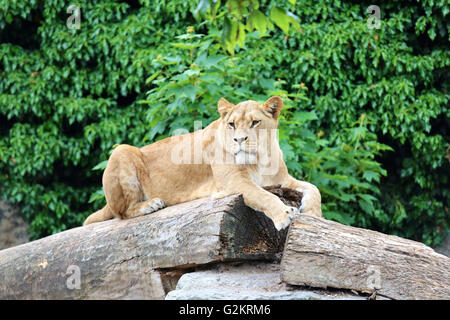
[216,96,283,165]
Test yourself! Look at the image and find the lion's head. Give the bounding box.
[215,96,283,165]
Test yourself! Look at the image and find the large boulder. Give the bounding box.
[165,262,366,300]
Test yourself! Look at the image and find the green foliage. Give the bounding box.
[0,0,448,246]
[193,0,300,53]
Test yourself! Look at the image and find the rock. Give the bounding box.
[165,262,366,300]
[0,200,29,250]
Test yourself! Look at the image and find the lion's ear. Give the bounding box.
[263,96,283,119]
[218,98,234,118]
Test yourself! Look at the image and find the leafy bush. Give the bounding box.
[0,0,448,246]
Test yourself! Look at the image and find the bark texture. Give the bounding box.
[2,187,448,300]
[0,188,299,299]
[280,214,450,300]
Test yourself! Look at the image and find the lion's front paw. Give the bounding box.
[271,205,299,231]
[141,198,166,214]
[286,206,300,219]
[273,213,291,231]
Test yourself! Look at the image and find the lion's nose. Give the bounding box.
[233,136,248,144]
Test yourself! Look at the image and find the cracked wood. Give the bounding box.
[0,188,299,299]
[281,214,450,300]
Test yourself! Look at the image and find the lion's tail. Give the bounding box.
[83,205,114,226]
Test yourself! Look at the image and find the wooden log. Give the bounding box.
[0,188,301,299]
[280,214,450,300]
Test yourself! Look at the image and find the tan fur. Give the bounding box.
[84,96,322,230]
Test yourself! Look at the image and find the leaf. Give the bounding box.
[324,211,355,225]
[92,160,108,171]
[293,111,318,122]
[358,194,377,214]
[248,10,269,35]
[237,23,246,47]
[427,28,436,40]
[193,0,210,21]
[195,54,227,69]
[181,84,200,103]
[258,78,275,90]
[170,42,202,49]
[270,7,289,34]
[222,17,238,54]
[153,56,181,66]
[362,170,380,183]
[150,119,168,140]
[145,71,161,84]
[88,189,105,203]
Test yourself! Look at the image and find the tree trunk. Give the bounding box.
[0,187,299,299]
[280,214,450,300]
[3,187,447,300]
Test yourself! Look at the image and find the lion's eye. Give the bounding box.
[251,120,260,128]
[228,122,235,128]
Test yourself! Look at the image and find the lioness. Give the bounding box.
[84,96,322,230]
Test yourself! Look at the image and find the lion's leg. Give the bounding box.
[234,181,297,231]
[103,144,165,220]
[211,165,297,231]
[282,176,322,217]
